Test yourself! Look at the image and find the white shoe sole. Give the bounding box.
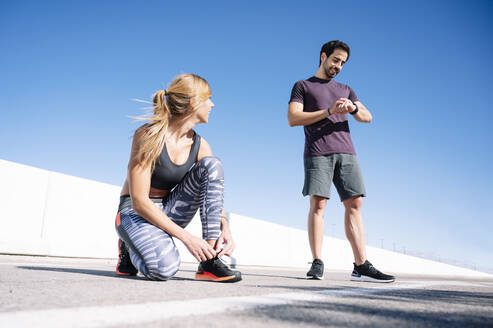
[307,275,324,280]
[350,275,395,283]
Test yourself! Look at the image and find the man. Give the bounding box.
[287,40,395,283]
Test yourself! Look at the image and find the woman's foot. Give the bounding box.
[195,256,242,282]
[116,239,138,276]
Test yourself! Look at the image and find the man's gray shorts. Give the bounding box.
[303,153,366,201]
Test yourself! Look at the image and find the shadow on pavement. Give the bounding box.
[245,285,348,292]
[19,266,198,281]
[18,266,143,280]
[242,272,308,280]
[238,288,493,328]
[180,268,307,280]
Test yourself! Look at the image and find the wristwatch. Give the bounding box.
[349,102,359,115]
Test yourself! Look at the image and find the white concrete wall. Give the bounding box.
[0,159,121,258]
[0,159,490,278]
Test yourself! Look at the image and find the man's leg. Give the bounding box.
[335,155,394,282]
[343,195,395,282]
[308,195,327,260]
[303,155,332,279]
[343,195,367,265]
[343,196,395,282]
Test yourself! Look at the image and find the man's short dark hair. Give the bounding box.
[319,40,350,66]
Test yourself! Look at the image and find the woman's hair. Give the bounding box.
[134,73,211,170]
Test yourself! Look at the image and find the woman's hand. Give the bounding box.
[183,233,216,262]
[215,224,235,257]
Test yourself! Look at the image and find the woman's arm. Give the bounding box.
[216,209,235,256]
[197,137,213,161]
[197,137,236,256]
[128,129,216,262]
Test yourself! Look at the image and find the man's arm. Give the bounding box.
[348,101,372,123]
[287,101,329,127]
[334,98,373,123]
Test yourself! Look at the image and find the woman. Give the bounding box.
[115,73,241,282]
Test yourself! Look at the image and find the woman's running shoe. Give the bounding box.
[195,256,242,282]
[116,239,138,276]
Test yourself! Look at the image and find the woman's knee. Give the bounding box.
[149,265,179,280]
[197,156,224,180]
[147,255,181,280]
[143,239,181,280]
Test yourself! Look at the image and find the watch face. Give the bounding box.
[350,104,358,115]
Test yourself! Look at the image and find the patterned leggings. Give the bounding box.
[115,156,224,280]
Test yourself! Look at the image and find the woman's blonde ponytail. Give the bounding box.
[133,74,211,171]
[135,89,170,170]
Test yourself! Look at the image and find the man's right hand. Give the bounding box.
[183,233,216,262]
[329,98,351,115]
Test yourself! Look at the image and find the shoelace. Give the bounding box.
[366,263,381,275]
[213,256,228,267]
[212,256,237,273]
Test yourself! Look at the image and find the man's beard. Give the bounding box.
[324,62,339,79]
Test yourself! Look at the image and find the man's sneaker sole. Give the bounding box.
[195,271,242,283]
[306,274,324,280]
[350,274,395,283]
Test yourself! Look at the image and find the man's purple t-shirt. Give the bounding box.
[290,76,359,157]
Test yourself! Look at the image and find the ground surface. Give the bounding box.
[1,255,492,327]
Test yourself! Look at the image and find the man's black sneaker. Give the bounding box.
[307,259,324,280]
[195,256,242,282]
[350,260,395,283]
[116,239,138,276]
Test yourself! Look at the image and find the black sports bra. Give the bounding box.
[150,131,201,190]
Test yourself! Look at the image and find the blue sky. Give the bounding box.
[1,1,492,272]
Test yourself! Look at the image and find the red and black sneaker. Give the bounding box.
[116,239,138,276]
[195,256,242,283]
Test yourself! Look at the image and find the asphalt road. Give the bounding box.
[1,255,492,327]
